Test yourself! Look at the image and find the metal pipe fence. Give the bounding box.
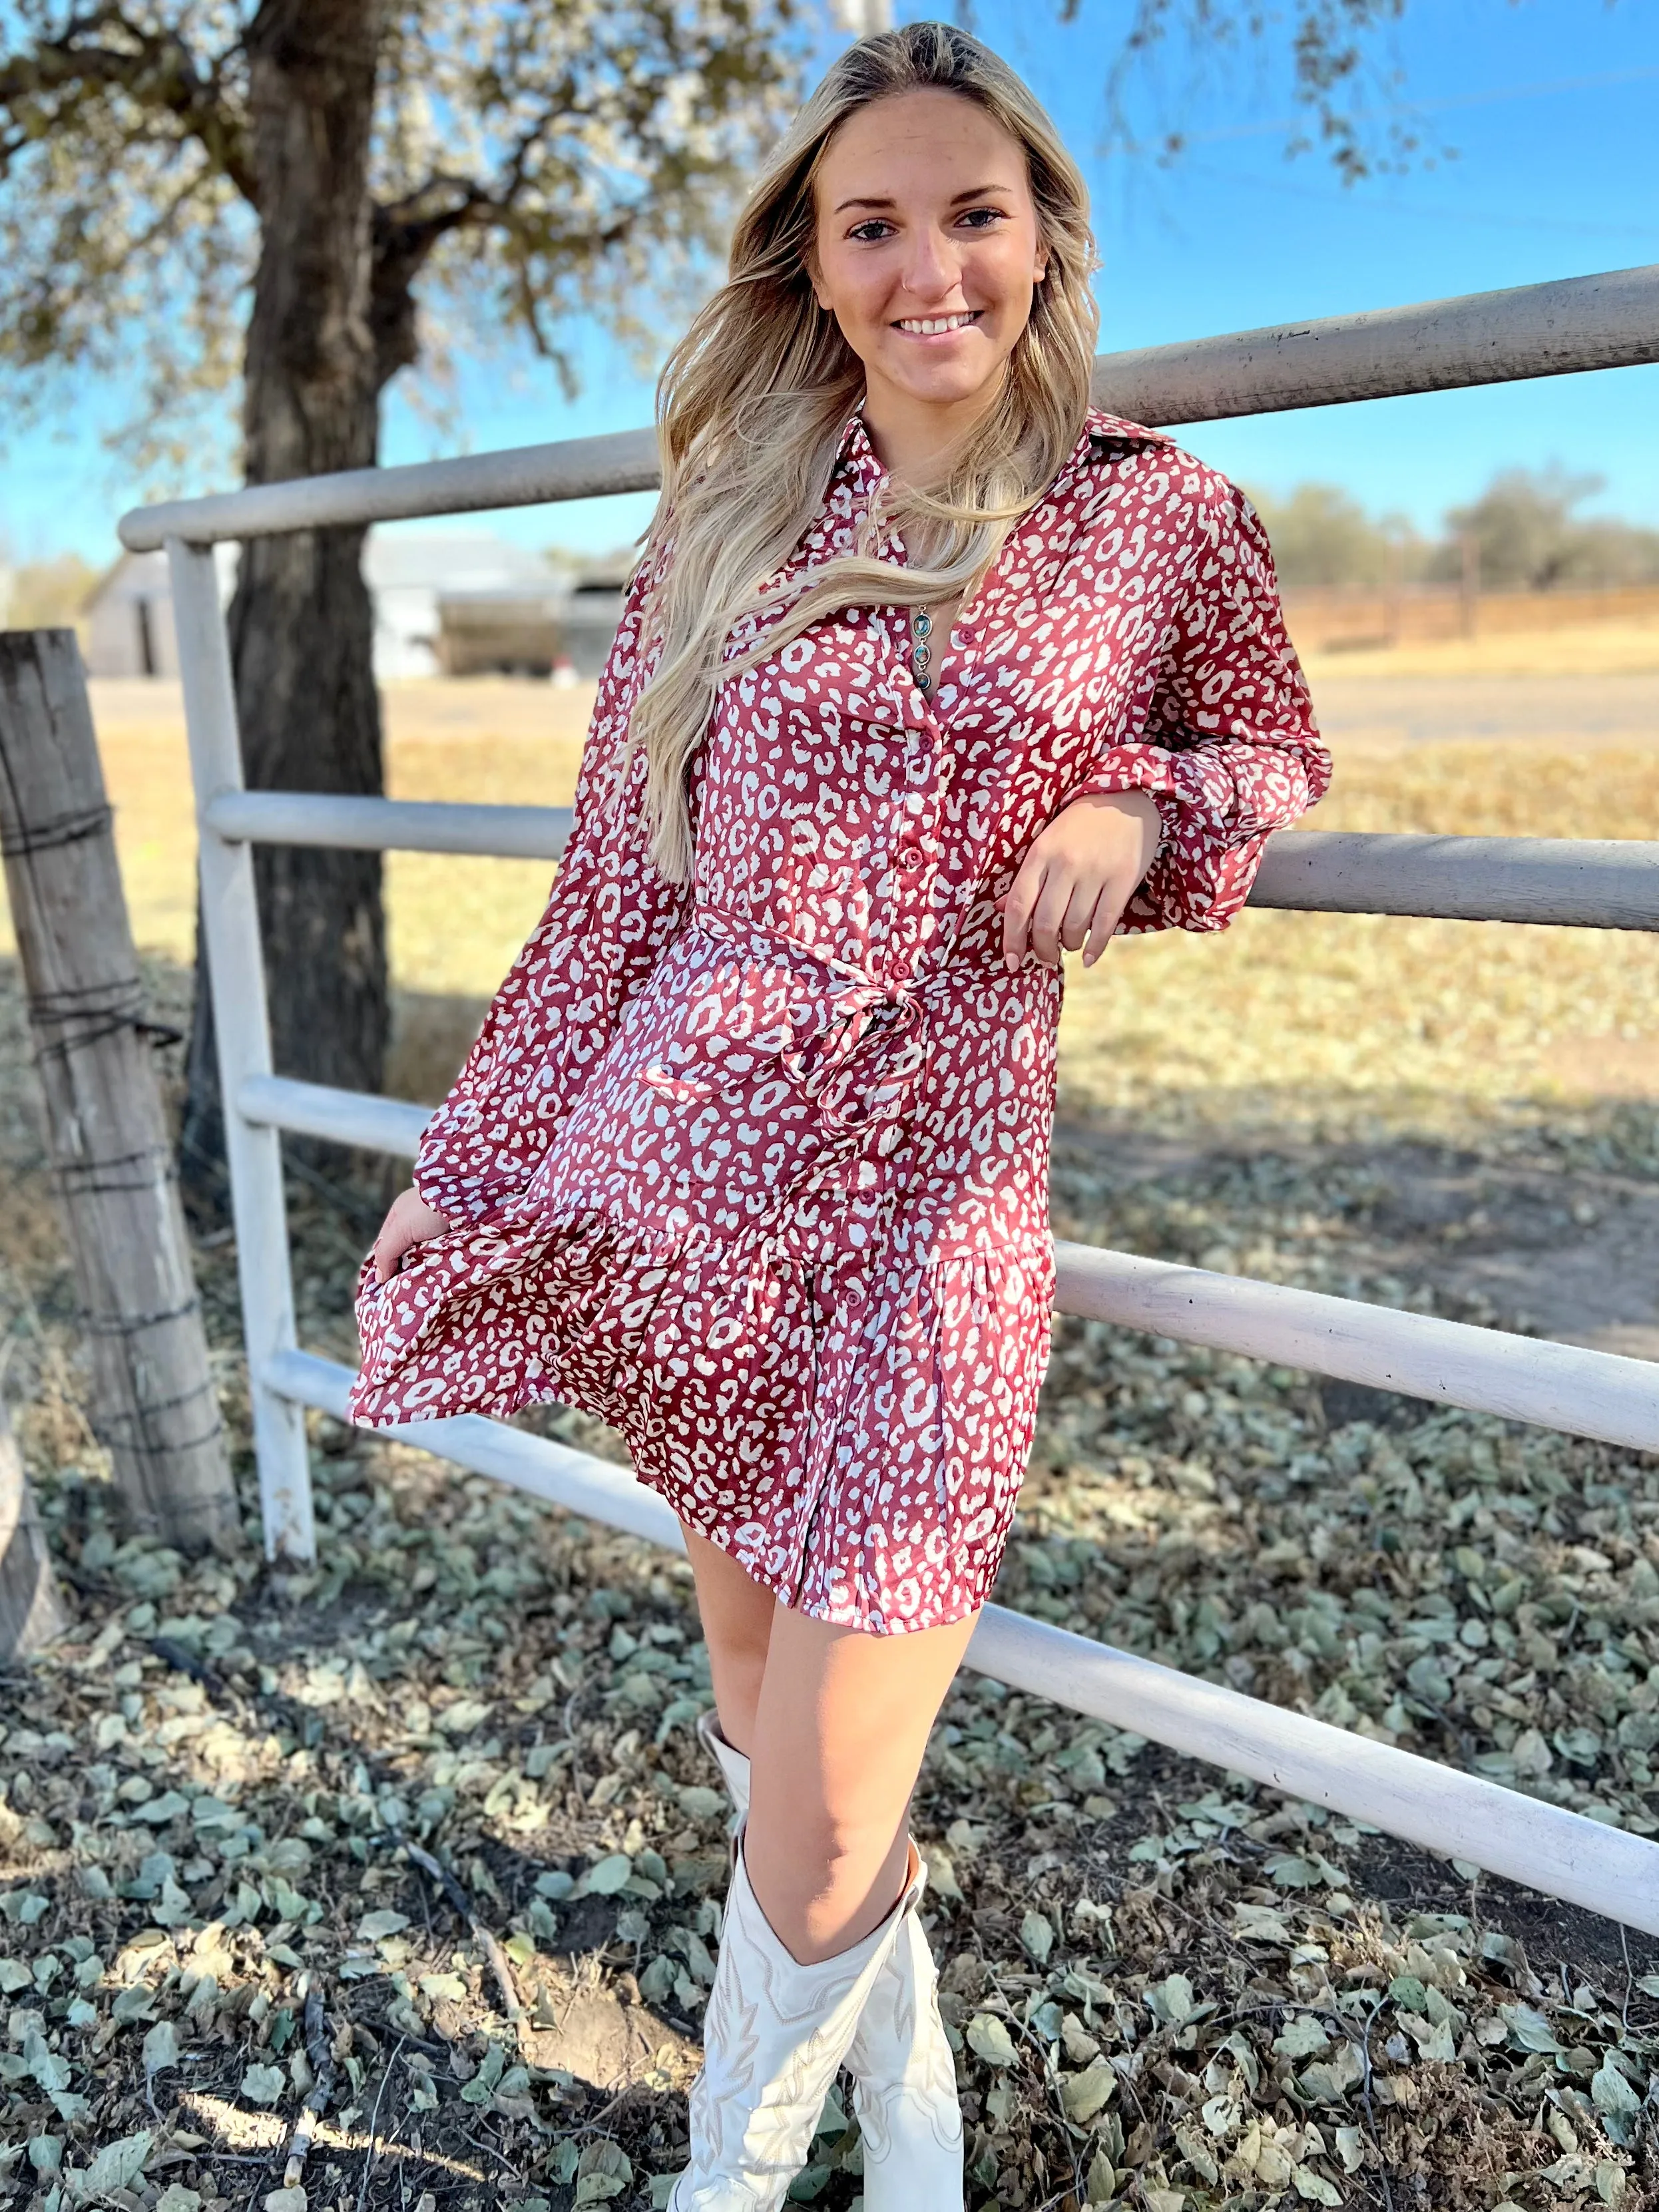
[124,258,1659,1933]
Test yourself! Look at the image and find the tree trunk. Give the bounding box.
[181,0,389,1209]
[0,1402,65,1659]
[0,630,240,1550]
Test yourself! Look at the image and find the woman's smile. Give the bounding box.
[893,308,984,339]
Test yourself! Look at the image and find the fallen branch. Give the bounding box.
[282,1976,338,2189]
[393,1832,523,2028]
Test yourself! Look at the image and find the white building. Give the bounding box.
[82,531,622,682]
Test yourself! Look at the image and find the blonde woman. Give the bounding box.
[352,21,1328,2207]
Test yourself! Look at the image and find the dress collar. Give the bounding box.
[829,400,1170,511]
[829,406,887,501]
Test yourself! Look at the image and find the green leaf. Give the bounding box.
[0,1958,31,1993]
[1265,1853,1322,1889]
[1292,2164,1343,2205]
[240,2063,286,2107]
[24,2031,70,2094]
[1591,2056,1641,2119]
[1501,2004,1564,2054]
[420,1972,467,2002]
[1274,2016,1331,2059]
[154,2187,202,2212]
[1020,1910,1054,1966]
[573,2142,632,2205]
[82,2130,152,2195]
[1232,1904,1294,1945]
[142,2020,182,2075]
[1061,2058,1118,2123]
[967,2013,1017,2067]
[1152,1972,1194,2024]
[356,1910,410,1941]
[587,1854,634,1896]
[1298,2042,1364,2103]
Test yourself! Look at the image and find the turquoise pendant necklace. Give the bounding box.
[909,605,934,695]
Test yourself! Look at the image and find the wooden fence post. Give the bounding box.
[0,1401,67,1657]
[0,629,240,1550]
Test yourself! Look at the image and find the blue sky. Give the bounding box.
[3,0,1656,568]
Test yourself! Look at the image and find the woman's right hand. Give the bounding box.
[370,1188,452,1285]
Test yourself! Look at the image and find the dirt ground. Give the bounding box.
[1,654,1656,2210]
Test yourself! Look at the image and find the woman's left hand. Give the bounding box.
[1000,788,1163,971]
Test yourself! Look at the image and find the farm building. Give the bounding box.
[82,533,627,681]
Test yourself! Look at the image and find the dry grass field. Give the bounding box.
[1,630,1657,2210]
[49,620,1659,1134]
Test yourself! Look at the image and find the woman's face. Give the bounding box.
[810,87,1047,425]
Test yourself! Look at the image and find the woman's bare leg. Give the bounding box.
[680,1524,776,1755]
[678,1523,975,1964]
[746,1603,978,1963]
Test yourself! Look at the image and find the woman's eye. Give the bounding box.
[960,206,1007,230]
[848,220,893,243]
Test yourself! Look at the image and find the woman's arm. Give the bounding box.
[1060,471,1330,939]
[999,787,1162,969]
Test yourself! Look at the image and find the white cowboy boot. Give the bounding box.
[669,1829,923,2211]
[692,1713,965,2209]
[842,1867,965,2206]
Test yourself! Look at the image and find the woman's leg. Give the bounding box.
[746,1602,979,1963]
[680,1524,776,1755]
[674,1536,970,2207]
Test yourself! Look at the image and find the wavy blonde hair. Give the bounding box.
[624,20,1101,882]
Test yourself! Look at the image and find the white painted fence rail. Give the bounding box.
[121,262,1659,551]
[204,793,1659,931]
[236,1060,1659,1454]
[204,790,575,861]
[120,255,1659,1934]
[273,1343,1659,1936]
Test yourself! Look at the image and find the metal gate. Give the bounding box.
[119,258,1659,1934]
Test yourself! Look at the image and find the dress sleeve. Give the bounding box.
[411,553,690,1224]
[1072,472,1331,935]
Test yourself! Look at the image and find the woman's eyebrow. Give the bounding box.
[833,182,1010,215]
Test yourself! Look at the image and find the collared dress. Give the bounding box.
[348,409,1331,1634]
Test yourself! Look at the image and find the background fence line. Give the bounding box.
[117,254,1659,1933]
[204,791,1659,931]
[121,260,1659,553]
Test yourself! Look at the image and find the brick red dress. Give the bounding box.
[349,409,1329,1633]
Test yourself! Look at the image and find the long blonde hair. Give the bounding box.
[625,21,1101,882]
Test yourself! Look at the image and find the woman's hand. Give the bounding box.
[1001,788,1162,971]
[370,1188,452,1285]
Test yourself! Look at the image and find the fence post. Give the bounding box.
[166,544,316,1562]
[1460,532,1481,637]
[0,1401,67,1657]
[0,628,239,1549]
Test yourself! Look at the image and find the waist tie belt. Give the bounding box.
[641,907,944,1133]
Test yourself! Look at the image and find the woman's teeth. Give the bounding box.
[897,312,978,334]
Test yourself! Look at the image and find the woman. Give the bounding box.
[352,21,1328,2209]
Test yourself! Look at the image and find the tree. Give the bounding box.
[1,0,1521,1205]
[1245,482,1419,589]
[1431,467,1659,592]
[0,549,99,627]
[1092,0,1456,182]
[0,1,804,1202]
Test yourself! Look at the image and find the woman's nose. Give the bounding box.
[899,228,961,304]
